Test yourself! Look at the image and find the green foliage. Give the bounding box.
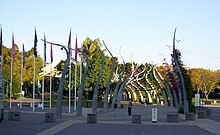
[2,44,43,99]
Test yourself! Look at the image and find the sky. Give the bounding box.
[1,0,220,70]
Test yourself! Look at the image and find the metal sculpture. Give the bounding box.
[172,28,189,113]
[117,62,135,108]
[155,66,174,107]
[153,66,168,107]
[91,41,105,114]
[42,40,70,118]
[102,41,116,112]
[77,52,90,116]
[111,48,125,109]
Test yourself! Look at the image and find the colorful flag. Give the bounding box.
[12,33,15,60]
[68,29,71,53]
[0,27,2,56]
[22,43,26,66]
[34,28,38,57]
[50,44,53,63]
[75,35,78,62]
[44,34,46,62]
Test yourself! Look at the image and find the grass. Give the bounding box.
[44,98,112,108]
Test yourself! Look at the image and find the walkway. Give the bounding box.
[1,103,220,135]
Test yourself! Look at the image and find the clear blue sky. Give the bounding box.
[1,0,220,70]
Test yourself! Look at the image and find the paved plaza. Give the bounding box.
[0,102,220,135]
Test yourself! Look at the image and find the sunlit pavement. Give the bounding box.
[1,103,220,135]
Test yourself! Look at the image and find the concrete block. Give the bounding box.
[87,113,97,123]
[167,113,179,122]
[205,109,212,117]
[185,112,195,121]
[132,115,141,124]
[45,112,55,122]
[198,111,206,119]
[8,111,21,121]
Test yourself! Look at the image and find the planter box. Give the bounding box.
[205,109,212,117]
[167,113,179,122]
[185,113,195,121]
[87,114,97,123]
[8,111,21,121]
[132,115,141,124]
[198,111,206,119]
[45,112,55,122]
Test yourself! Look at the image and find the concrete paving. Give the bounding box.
[0,103,220,135]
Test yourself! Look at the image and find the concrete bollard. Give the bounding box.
[205,109,212,117]
[87,114,97,123]
[185,112,195,121]
[45,112,55,122]
[198,111,206,119]
[8,111,21,121]
[132,115,141,124]
[167,113,179,122]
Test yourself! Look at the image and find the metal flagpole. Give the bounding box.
[68,50,71,113]
[49,43,53,108]
[67,29,72,113]
[42,34,46,110]
[20,44,24,108]
[10,33,15,109]
[42,60,45,110]
[50,61,52,108]
[74,35,78,112]
[10,51,13,109]
[74,60,77,111]
[80,44,82,84]
[33,56,36,112]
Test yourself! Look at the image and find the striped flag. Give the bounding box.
[44,34,46,62]
[34,28,38,57]
[0,27,2,56]
[12,33,15,60]
[75,35,78,62]
[22,44,26,66]
[50,44,53,63]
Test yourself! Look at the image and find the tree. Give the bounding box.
[2,44,43,99]
[190,68,220,100]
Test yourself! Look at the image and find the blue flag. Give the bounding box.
[34,28,38,57]
[22,43,26,66]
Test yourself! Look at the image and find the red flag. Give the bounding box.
[12,33,15,60]
[50,44,53,63]
[75,35,78,62]
[68,29,71,53]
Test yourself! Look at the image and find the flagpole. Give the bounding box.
[50,61,52,108]
[10,51,13,109]
[42,33,46,110]
[42,59,45,110]
[68,29,72,113]
[74,61,77,111]
[68,51,71,113]
[20,45,24,108]
[50,43,53,108]
[74,34,78,112]
[10,33,15,109]
[80,44,82,84]
[33,55,36,112]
